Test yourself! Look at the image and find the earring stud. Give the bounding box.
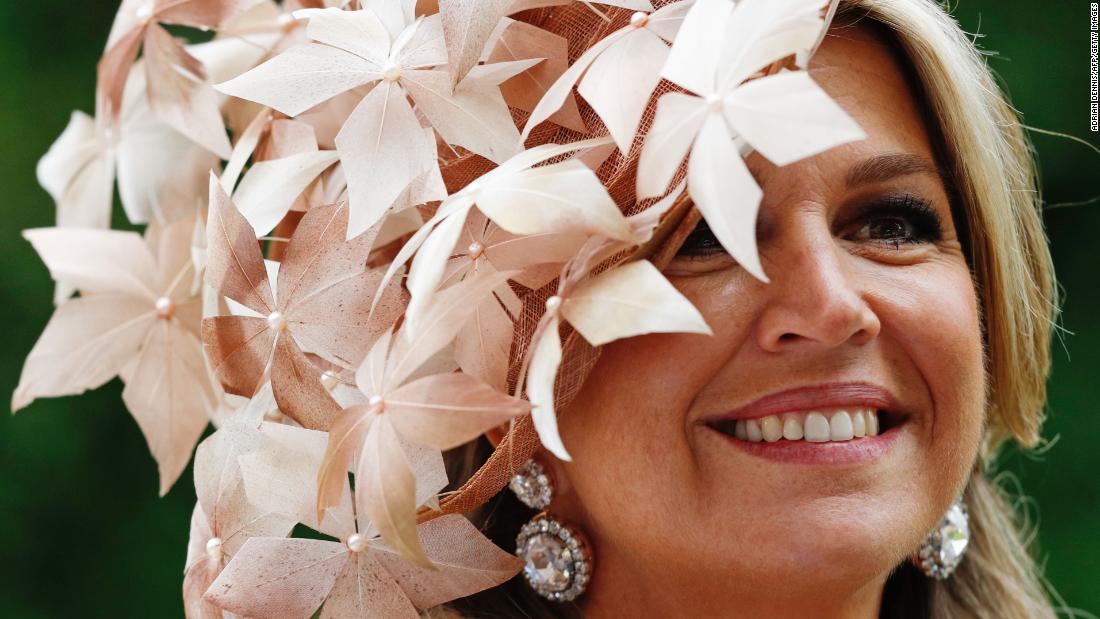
[509,459,553,510]
[912,496,970,579]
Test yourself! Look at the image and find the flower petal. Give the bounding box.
[271,334,342,430]
[201,315,275,397]
[357,415,430,567]
[205,175,276,313]
[370,514,523,609]
[660,0,735,95]
[317,405,375,527]
[477,158,635,242]
[143,25,232,159]
[233,150,340,236]
[486,18,586,133]
[293,7,391,66]
[122,321,216,495]
[438,0,515,86]
[525,313,569,461]
[561,259,712,347]
[205,537,348,618]
[723,70,866,166]
[320,552,419,619]
[215,43,380,117]
[384,267,515,389]
[636,91,708,199]
[22,227,158,299]
[386,371,529,450]
[519,26,626,142]
[716,0,826,90]
[687,111,768,281]
[12,293,152,412]
[577,27,668,154]
[336,81,437,239]
[401,68,522,164]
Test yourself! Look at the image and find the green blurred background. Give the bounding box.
[0,2,1096,617]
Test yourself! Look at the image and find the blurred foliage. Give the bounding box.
[0,1,1096,617]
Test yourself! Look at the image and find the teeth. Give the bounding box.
[852,410,866,437]
[804,412,830,442]
[782,414,803,440]
[829,411,854,441]
[745,418,763,442]
[734,418,749,440]
[728,409,883,443]
[760,415,783,442]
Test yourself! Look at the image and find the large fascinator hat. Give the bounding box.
[14,0,865,614]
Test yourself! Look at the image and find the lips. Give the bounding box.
[706,381,907,422]
[702,381,911,465]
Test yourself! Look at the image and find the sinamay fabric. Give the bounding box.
[13,0,864,614]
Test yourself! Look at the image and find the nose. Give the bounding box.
[754,229,881,352]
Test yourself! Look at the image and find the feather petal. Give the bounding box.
[336,81,437,239]
[386,371,529,450]
[686,112,767,281]
[561,259,712,347]
[636,91,707,199]
[723,71,866,166]
[215,43,381,117]
[525,313,569,461]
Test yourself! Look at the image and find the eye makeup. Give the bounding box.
[843,192,944,248]
[669,191,948,266]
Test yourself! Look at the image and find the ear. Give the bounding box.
[484,423,509,448]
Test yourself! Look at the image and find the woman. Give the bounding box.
[13,0,1064,617]
[444,0,1060,617]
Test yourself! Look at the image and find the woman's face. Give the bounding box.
[550,24,987,615]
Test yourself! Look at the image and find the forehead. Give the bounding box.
[745,20,941,189]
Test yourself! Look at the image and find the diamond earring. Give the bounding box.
[911,496,970,579]
[510,459,593,602]
[509,459,553,510]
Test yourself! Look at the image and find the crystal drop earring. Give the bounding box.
[910,496,970,579]
[510,459,593,602]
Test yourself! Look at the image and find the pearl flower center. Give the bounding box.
[346,533,368,553]
[382,62,402,82]
[135,3,155,22]
[154,296,174,319]
[467,241,485,259]
[267,311,288,332]
[206,537,224,559]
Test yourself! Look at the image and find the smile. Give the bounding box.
[705,406,910,465]
[709,407,900,443]
[701,382,913,463]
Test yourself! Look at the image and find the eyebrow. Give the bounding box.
[845,153,949,189]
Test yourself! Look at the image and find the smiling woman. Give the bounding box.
[441,1,1061,618]
[10,0,1070,617]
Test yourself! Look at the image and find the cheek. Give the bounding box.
[553,275,759,554]
[867,260,986,477]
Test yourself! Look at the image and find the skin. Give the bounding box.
[506,23,988,618]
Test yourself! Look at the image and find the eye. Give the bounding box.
[846,193,944,249]
[674,217,724,259]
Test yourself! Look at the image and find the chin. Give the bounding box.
[693,489,920,586]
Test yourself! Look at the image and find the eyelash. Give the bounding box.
[673,194,944,260]
[849,193,944,249]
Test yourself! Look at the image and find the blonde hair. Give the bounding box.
[443,1,1078,617]
[835,1,1073,617]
